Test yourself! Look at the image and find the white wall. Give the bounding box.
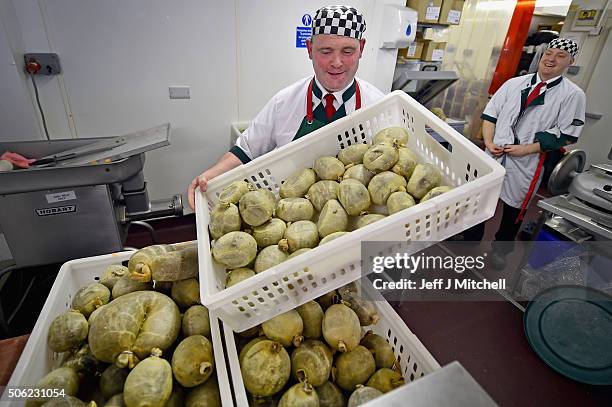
[0,1,43,141]
[560,0,610,88]
[578,29,611,166]
[1,0,239,210]
[558,0,612,166]
[10,0,76,139]
[42,1,239,204]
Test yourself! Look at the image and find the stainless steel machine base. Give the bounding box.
[0,185,123,268]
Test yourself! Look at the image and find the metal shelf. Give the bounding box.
[392,69,459,105]
[416,22,451,30]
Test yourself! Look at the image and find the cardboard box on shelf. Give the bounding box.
[407,0,443,23]
[439,0,465,25]
[423,26,451,42]
[421,41,446,62]
[399,39,425,59]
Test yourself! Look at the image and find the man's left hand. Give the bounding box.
[503,143,540,157]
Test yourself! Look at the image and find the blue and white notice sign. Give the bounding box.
[296,13,312,48]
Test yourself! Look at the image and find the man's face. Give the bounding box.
[538,48,573,79]
[306,34,365,92]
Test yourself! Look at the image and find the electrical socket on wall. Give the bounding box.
[169,86,191,99]
[24,53,62,75]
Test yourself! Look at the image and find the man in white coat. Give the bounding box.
[187,5,385,209]
[465,38,586,267]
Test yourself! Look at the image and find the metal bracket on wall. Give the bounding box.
[585,112,603,120]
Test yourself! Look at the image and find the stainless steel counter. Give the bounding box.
[537,196,612,241]
[374,361,498,406]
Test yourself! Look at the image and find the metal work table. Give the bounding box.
[537,195,612,241]
[0,124,180,269]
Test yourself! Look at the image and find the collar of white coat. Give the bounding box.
[313,76,355,107]
[533,73,563,88]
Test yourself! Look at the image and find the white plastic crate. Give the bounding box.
[196,90,505,332]
[6,251,232,407]
[223,282,441,407]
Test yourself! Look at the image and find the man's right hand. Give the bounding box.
[187,173,210,210]
[484,140,504,157]
[187,152,243,211]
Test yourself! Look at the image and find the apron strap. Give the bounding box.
[306,78,361,124]
[306,78,315,124]
[516,151,547,223]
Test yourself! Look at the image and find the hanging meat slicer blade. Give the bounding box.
[548,149,586,196]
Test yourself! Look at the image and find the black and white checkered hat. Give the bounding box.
[548,38,579,57]
[312,5,366,40]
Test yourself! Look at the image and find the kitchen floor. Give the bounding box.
[2,195,611,405]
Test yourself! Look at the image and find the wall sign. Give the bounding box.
[572,8,602,31]
[296,14,312,48]
[577,9,598,24]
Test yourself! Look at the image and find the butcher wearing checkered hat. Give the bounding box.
[547,37,579,57]
[187,5,384,209]
[307,5,368,93]
[463,36,586,267]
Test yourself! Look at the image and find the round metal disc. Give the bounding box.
[548,149,586,196]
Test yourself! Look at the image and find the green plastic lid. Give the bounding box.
[524,285,612,385]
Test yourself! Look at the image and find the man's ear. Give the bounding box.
[570,56,575,65]
[306,38,313,60]
[359,39,366,56]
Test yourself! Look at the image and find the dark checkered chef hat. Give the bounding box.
[548,38,579,57]
[312,5,366,40]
